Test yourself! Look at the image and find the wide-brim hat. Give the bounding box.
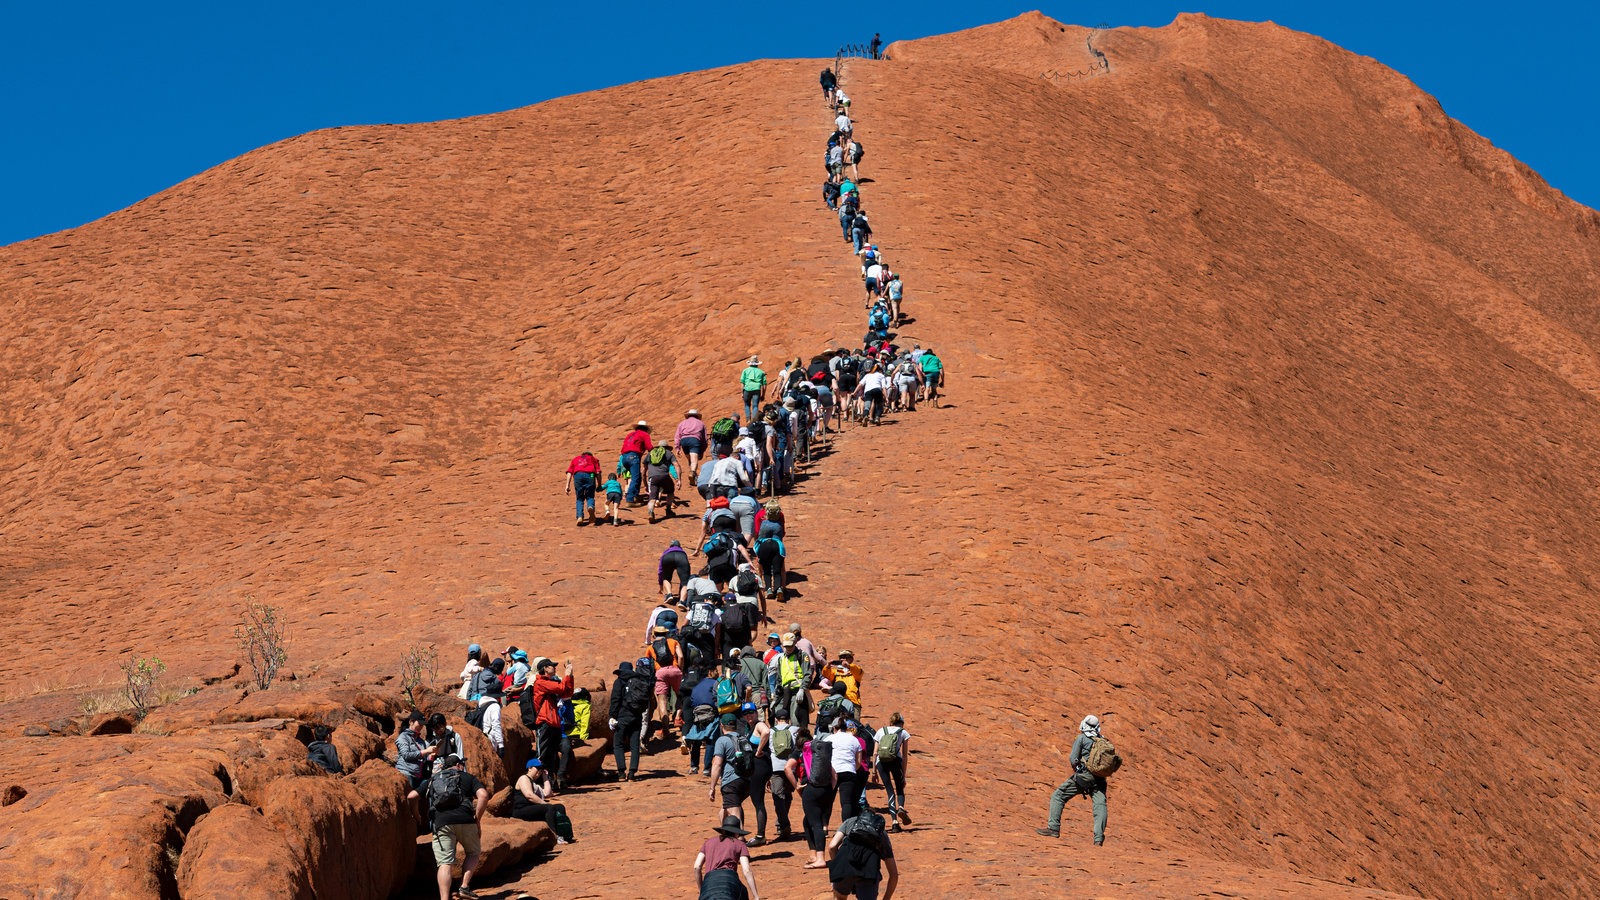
[714,815,750,836]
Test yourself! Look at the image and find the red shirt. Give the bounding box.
[621,429,654,455]
[699,835,749,872]
[567,453,601,474]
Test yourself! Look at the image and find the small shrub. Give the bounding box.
[121,657,166,720]
[399,645,438,707]
[236,600,288,690]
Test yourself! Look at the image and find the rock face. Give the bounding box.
[2,10,1599,900]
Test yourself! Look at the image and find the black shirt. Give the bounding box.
[431,769,486,827]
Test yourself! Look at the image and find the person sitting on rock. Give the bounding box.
[457,643,484,700]
[396,712,437,799]
[509,758,572,844]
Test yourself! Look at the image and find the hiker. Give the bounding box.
[919,347,943,405]
[775,633,813,733]
[426,713,466,774]
[709,713,754,826]
[851,210,871,254]
[870,33,883,59]
[648,625,684,737]
[824,650,863,712]
[741,357,767,422]
[601,470,625,525]
[698,527,757,589]
[659,541,692,600]
[828,811,900,900]
[800,730,835,869]
[608,660,653,780]
[885,273,903,323]
[815,682,857,738]
[740,702,774,847]
[846,139,863,182]
[457,644,484,700]
[767,708,799,840]
[695,815,763,900]
[509,757,573,842]
[619,421,653,505]
[820,67,837,103]
[891,354,921,413]
[473,693,504,754]
[859,364,888,425]
[826,716,866,821]
[428,754,489,900]
[564,450,602,526]
[1037,714,1111,845]
[504,648,532,699]
[709,451,752,500]
[729,486,760,539]
[396,712,437,798]
[676,410,708,490]
[645,441,678,524]
[307,724,343,774]
[530,658,576,791]
[835,110,852,139]
[874,713,912,831]
[683,665,723,775]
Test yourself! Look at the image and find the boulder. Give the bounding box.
[176,803,309,900]
[259,760,414,900]
[411,818,555,886]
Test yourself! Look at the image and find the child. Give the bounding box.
[602,473,624,525]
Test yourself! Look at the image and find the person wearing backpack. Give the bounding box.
[531,658,576,792]
[645,626,683,740]
[698,529,755,589]
[825,716,866,821]
[766,708,798,841]
[814,682,857,735]
[644,442,678,524]
[827,810,900,900]
[1037,714,1111,845]
[682,664,723,776]
[428,754,489,900]
[738,702,775,847]
[674,409,708,492]
[846,139,863,182]
[919,347,944,406]
[800,731,835,869]
[471,693,504,754]
[709,713,755,827]
[425,713,466,776]
[851,211,872,254]
[873,713,912,831]
[608,661,653,781]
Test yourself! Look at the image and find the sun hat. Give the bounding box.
[749,356,760,365]
[613,661,634,676]
[687,409,700,418]
[714,815,750,836]
[781,633,796,648]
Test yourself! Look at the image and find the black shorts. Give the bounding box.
[864,389,884,404]
[648,474,674,502]
[720,779,750,809]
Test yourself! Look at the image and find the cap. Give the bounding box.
[534,657,554,670]
[720,713,738,728]
[838,649,853,659]
[467,643,481,655]
[738,427,749,436]
[740,701,757,714]
[526,758,543,769]
[781,632,796,648]
[442,754,463,768]
[767,633,782,642]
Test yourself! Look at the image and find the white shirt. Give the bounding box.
[835,114,851,133]
[866,263,883,281]
[827,731,862,774]
[735,436,759,468]
[861,371,888,393]
[873,725,909,760]
[479,700,504,752]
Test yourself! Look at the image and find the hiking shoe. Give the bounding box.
[1035,827,1060,838]
[1095,838,1104,846]
[748,836,767,847]
[891,823,902,833]
[455,889,480,900]
[897,808,911,825]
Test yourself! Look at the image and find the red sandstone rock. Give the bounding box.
[177,804,309,900]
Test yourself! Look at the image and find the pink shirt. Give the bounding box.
[675,418,708,445]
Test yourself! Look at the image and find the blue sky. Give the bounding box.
[3,2,1594,246]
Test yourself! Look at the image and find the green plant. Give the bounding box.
[235,600,288,690]
[399,644,438,707]
[121,657,166,720]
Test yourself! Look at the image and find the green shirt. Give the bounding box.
[920,353,943,374]
[741,366,767,391]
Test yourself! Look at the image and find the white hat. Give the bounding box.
[687,409,700,418]
[749,356,761,366]
[636,420,649,429]
[1080,714,1101,735]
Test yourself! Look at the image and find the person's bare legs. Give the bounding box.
[459,848,481,895]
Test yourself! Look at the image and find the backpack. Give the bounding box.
[807,740,834,787]
[428,769,464,812]
[869,308,890,331]
[679,627,713,668]
[734,569,761,597]
[746,421,767,446]
[852,141,864,162]
[815,695,847,733]
[876,727,901,763]
[646,446,670,466]
[518,688,539,730]
[307,742,343,775]
[651,638,675,668]
[701,532,735,559]
[622,673,654,715]
[771,726,795,759]
[557,698,575,728]
[722,601,755,636]
[715,677,740,713]
[723,734,755,778]
[711,417,739,440]
[1084,735,1122,778]
[687,599,717,630]
[844,812,887,848]
[464,705,489,729]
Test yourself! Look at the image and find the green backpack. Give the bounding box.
[646,446,670,466]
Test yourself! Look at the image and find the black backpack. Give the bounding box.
[845,812,887,848]
[815,696,847,733]
[722,601,754,634]
[651,638,676,668]
[622,673,654,715]
[429,769,464,812]
[680,627,713,668]
[727,735,755,778]
[746,421,767,446]
[464,704,489,729]
[852,141,864,162]
[519,689,539,730]
[734,569,761,596]
[807,740,834,788]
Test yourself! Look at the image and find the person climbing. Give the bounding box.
[647,625,684,739]
[859,364,889,425]
[428,754,489,900]
[775,633,814,734]
[645,440,678,524]
[565,450,602,526]
[800,730,834,870]
[825,650,864,711]
[885,272,903,323]
[695,815,762,900]
[919,346,943,406]
[609,660,652,781]
[601,470,625,525]
[676,410,708,492]
[846,138,863,182]
[870,33,883,59]
[851,210,871,254]
[530,658,576,792]
[874,712,912,831]
[683,664,723,776]
[741,702,774,847]
[619,421,653,505]
[827,810,899,900]
[835,109,852,139]
[827,142,846,183]
[754,532,785,601]
[767,707,799,841]
[457,644,484,700]
[396,712,438,800]
[510,758,572,844]
[709,713,754,827]
[660,540,692,600]
[1037,714,1111,845]
[820,67,838,103]
[825,716,866,822]
[741,357,767,422]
